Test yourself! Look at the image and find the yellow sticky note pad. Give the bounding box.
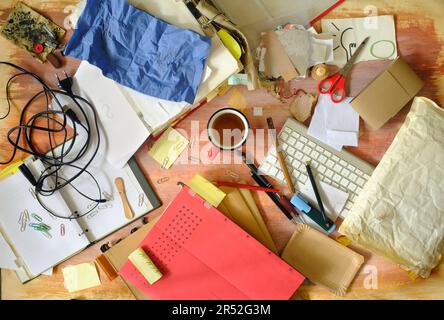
[188,174,226,207]
[148,127,189,169]
[62,262,101,293]
[129,248,163,285]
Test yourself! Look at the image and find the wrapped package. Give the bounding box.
[340,97,444,278]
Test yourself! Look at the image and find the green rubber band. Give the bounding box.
[370,40,396,59]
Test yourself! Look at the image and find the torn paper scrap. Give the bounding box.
[290,92,318,122]
[321,15,397,66]
[62,262,101,293]
[148,127,189,169]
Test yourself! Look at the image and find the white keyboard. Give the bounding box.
[259,118,374,217]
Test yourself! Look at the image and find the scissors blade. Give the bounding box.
[340,36,370,77]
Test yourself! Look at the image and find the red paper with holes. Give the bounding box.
[119,186,304,300]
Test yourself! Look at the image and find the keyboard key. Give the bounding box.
[300,136,308,144]
[332,155,340,162]
[345,202,353,210]
[310,150,320,158]
[316,145,324,152]
[325,169,334,178]
[341,168,351,177]
[292,170,300,179]
[299,174,308,184]
[324,178,332,184]
[291,132,300,139]
[280,132,289,141]
[333,174,342,183]
[302,155,311,163]
[295,141,304,150]
[357,177,365,187]
[319,155,327,163]
[288,137,296,145]
[287,146,296,155]
[284,127,291,134]
[318,165,326,174]
[303,146,312,154]
[326,160,335,168]
[292,159,301,168]
[348,183,357,192]
[349,173,358,181]
[340,178,349,188]
[324,150,332,157]
[311,161,319,169]
[355,168,363,176]
[347,164,356,171]
[282,143,289,151]
[269,166,278,176]
[333,164,343,172]
[363,174,370,180]
[339,160,348,167]
[308,141,316,148]
[261,162,271,173]
[295,151,303,160]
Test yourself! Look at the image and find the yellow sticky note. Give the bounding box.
[128,248,163,285]
[148,127,189,169]
[62,262,101,293]
[188,174,226,207]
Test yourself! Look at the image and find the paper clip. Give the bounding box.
[60,224,65,237]
[29,188,37,199]
[98,202,113,210]
[138,194,145,207]
[157,177,170,184]
[19,210,30,232]
[103,191,114,201]
[42,231,52,239]
[31,213,43,222]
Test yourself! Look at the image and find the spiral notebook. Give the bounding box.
[0,156,160,283]
[119,185,304,300]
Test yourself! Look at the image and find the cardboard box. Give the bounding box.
[350,57,424,130]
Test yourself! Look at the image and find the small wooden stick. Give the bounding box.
[115,177,134,219]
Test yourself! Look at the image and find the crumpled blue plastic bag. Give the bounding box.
[64,0,211,104]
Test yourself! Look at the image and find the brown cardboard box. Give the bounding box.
[350,57,424,130]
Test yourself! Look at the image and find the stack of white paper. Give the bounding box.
[308,95,360,151]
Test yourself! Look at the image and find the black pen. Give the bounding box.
[305,163,328,223]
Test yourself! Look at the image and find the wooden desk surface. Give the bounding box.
[1,0,444,300]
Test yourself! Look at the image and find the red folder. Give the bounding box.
[119,186,304,300]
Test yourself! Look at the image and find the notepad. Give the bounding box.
[62,262,101,293]
[148,127,189,169]
[188,174,226,207]
[119,186,304,300]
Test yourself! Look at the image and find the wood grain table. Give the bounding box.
[1,0,444,300]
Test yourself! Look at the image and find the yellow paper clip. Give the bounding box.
[0,160,24,181]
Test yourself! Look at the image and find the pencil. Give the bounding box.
[266,118,296,194]
[215,181,280,193]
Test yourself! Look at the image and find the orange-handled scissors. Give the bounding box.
[318,36,370,103]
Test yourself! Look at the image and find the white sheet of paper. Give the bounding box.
[300,180,349,234]
[0,166,89,276]
[73,61,151,168]
[0,232,17,270]
[308,96,343,151]
[324,96,359,146]
[311,35,334,65]
[321,15,397,67]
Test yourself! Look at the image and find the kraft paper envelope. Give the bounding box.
[218,186,278,254]
[282,225,364,296]
[350,57,424,130]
